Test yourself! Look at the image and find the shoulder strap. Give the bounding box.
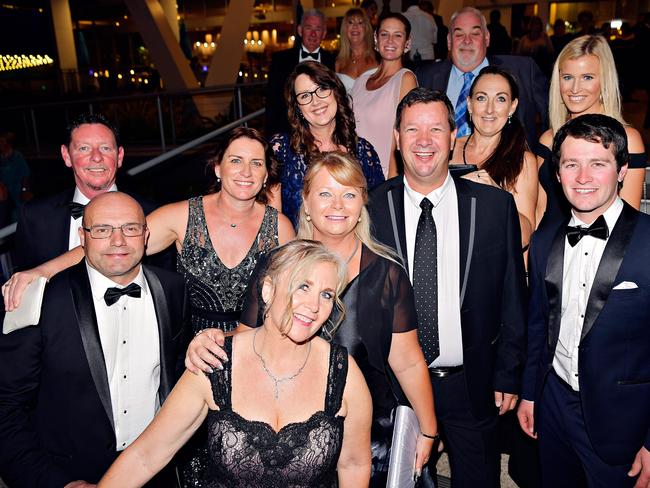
[324,343,348,415]
[209,336,233,410]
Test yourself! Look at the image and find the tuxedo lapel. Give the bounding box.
[69,262,114,432]
[143,266,174,399]
[386,177,408,269]
[581,203,638,340]
[55,189,75,257]
[544,224,566,351]
[454,178,476,306]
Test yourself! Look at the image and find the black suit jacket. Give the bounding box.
[13,187,171,272]
[416,56,549,148]
[265,47,336,136]
[368,175,527,420]
[0,262,190,487]
[522,203,650,465]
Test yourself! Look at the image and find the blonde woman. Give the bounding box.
[536,35,647,226]
[335,8,378,92]
[98,240,373,487]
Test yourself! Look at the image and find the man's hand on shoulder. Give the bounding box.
[629,446,650,488]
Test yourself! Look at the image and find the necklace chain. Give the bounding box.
[345,238,359,264]
[252,328,312,399]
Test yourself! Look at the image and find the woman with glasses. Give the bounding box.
[350,13,417,177]
[270,60,384,228]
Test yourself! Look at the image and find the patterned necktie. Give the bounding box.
[566,214,609,247]
[454,72,475,138]
[413,197,439,364]
[104,283,141,306]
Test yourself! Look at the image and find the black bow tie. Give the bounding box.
[69,201,86,220]
[104,283,141,306]
[566,215,609,247]
[301,49,319,59]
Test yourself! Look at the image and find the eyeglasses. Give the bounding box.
[82,223,147,239]
[295,86,332,105]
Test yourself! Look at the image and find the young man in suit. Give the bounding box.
[12,113,159,272]
[368,87,527,486]
[264,9,335,136]
[518,114,650,487]
[0,192,189,487]
[416,7,548,146]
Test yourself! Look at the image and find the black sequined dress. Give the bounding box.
[204,337,348,487]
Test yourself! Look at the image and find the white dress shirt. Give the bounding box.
[299,44,322,63]
[86,263,160,450]
[403,5,438,61]
[68,184,118,250]
[553,197,623,391]
[446,58,490,107]
[404,173,463,367]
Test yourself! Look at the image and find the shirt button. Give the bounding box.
[123,410,127,414]
[122,340,127,345]
[584,252,588,256]
[580,314,584,318]
[582,283,586,287]
[123,375,127,379]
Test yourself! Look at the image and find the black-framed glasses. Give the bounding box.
[82,223,147,239]
[295,86,332,105]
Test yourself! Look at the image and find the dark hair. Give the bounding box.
[64,113,121,148]
[395,87,455,130]
[551,114,629,174]
[376,12,412,38]
[490,9,501,22]
[468,66,529,191]
[284,61,358,160]
[206,127,278,204]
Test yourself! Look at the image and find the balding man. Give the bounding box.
[416,7,548,146]
[0,192,189,487]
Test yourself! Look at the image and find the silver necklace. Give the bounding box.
[252,328,312,399]
[345,238,359,264]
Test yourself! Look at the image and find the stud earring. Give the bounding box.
[357,217,362,223]
[507,114,512,124]
[216,176,221,183]
[306,214,311,222]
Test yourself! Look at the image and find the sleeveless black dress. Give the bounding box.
[205,338,348,487]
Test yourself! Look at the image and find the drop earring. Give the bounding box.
[306,213,311,222]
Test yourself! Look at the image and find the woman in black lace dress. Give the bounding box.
[97,240,372,488]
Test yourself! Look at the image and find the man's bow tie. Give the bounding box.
[69,202,86,220]
[104,283,142,306]
[566,215,609,247]
[301,49,319,59]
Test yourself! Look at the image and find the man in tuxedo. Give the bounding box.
[12,113,159,272]
[517,114,650,487]
[264,9,335,136]
[368,87,527,486]
[0,192,189,487]
[416,7,548,146]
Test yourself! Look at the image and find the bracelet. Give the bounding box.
[420,432,440,441]
[194,328,212,337]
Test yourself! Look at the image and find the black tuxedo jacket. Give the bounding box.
[264,46,336,136]
[13,187,171,272]
[415,56,549,147]
[0,262,190,487]
[522,203,650,465]
[368,175,527,420]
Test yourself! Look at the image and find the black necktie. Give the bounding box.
[69,202,86,220]
[104,283,141,306]
[301,49,319,60]
[566,214,609,247]
[413,198,439,364]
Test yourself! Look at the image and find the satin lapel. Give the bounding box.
[544,224,568,351]
[144,266,173,399]
[69,262,114,432]
[581,203,638,340]
[455,178,475,306]
[56,189,75,257]
[387,177,408,269]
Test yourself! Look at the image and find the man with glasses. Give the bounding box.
[265,8,335,135]
[0,192,189,487]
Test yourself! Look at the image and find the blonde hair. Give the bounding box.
[297,151,399,265]
[549,35,624,134]
[337,8,375,69]
[263,239,347,340]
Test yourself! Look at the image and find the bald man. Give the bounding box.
[0,192,189,488]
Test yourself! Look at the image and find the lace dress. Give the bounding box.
[205,337,348,488]
[177,196,279,333]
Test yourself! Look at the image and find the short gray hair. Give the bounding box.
[450,7,487,32]
[301,9,326,26]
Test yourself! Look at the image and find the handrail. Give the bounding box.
[127,108,265,176]
[0,82,267,113]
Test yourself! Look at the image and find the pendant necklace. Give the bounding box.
[253,328,312,399]
[345,238,360,264]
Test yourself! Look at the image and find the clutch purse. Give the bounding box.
[3,277,47,334]
[387,405,428,488]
